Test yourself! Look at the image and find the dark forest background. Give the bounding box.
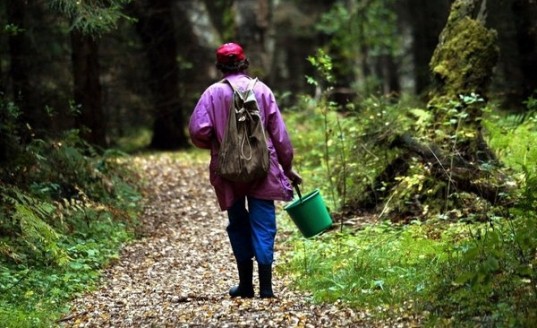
[1,0,535,151]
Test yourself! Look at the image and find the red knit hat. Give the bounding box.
[216,43,246,64]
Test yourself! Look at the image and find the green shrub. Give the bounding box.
[282,220,453,313]
[0,119,142,325]
[282,93,537,325]
[287,50,402,210]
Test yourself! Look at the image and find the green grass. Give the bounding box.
[484,111,537,174]
[280,214,537,325]
[281,220,453,309]
[0,217,134,327]
[280,105,537,326]
[115,127,152,153]
[0,130,143,327]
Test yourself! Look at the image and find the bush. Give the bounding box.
[0,108,142,325]
[281,94,537,325]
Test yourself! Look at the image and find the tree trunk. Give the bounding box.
[377,54,401,95]
[6,0,40,132]
[174,1,213,114]
[398,0,451,96]
[204,0,235,35]
[486,0,525,109]
[428,0,499,162]
[269,2,319,98]
[132,0,189,150]
[511,0,537,102]
[234,0,272,77]
[429,0,499,100]
[71,29,106,146]
[355,0,508,219]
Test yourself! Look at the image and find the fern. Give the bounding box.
[1,186,69,265]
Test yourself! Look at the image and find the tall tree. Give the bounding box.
[269,1,331,99]
[203,0,234,41]
[398,0,451,96]
[358,0,508,216]
[70,30,105,145]
[312,0,403,97]
[234,0,273,77]
[486,0,537,109]
[51,0,132,146]
[511,0,537,102]
[130,0,189,150]
[6,0,40,131]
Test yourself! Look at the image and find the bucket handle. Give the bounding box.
[293,182,302,201]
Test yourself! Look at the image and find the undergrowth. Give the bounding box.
[281,88,537,326]
[0,101,142,327]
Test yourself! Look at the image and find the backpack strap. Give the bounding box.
[222,78,238,93]
[222,77,258,96]
[245,78,258,97]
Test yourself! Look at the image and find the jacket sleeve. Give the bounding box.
[188,90,214,149]
[263,90,294,172]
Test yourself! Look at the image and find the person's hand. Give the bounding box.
[286,168,303,186]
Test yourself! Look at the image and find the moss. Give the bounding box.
[426,0,500,158]
[430,17,499,99]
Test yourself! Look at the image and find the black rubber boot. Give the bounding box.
[258,264,275,298]
[229,260,254,298]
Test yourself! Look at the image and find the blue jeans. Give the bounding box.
[227,197,276,265]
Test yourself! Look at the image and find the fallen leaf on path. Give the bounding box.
[60,153,417,327]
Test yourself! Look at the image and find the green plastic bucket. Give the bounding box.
[284,186,333,238]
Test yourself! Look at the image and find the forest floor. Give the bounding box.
[59,153,409,327]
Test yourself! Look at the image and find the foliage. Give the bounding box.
[288,50,406,211]
[317,0,399,57]
[425,214,537,326]
[282,91,537,325]
[114,127,153,153]
[49,0,134,35]
[0,102,142,326]
[429,5,499,98]
[485,108,537,175]
[281,221,447,307]
[315,0,401,93]
[281,212,537,325]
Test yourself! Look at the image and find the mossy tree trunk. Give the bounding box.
[428,0,499,161]
[408,0,508,214]
[356,0,512,219]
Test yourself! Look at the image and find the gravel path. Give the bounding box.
[61,153,378,327]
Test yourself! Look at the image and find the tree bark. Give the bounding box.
[131,0,189,150]
[71,29,106,146]
[234,0,272,77]
[6,0,40,132]
[511,0,537,102]
[428,0,499,162]
[398,0,451,96]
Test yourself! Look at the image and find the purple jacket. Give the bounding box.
[189,72,294,210]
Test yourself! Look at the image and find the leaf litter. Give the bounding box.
[61,153,418,327]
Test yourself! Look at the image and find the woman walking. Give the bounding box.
[188,43,301,298]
